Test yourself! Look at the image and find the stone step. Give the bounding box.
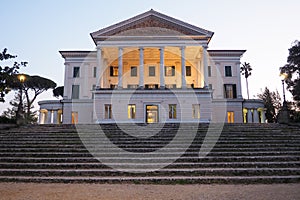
[0,175,299,184]
[1,161,299,169]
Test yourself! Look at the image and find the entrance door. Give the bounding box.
[146,105,159,123]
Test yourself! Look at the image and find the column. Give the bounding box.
[236,62,242,98]
[159,47,165,88]
[247,108,252,123]
[46,110,52,124]
[181,46,186,89]
[261,109,266,123]
[202,46,208,88]
[253,109,259,123]
[53,110,58,124]
[139,47,144,88]
[118,47,123,88]
[96,47,102,88]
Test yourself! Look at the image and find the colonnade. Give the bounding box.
[96,46,208,89]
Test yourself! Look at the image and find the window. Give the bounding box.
[73,67,80,78]
[208,66,212,77]
[71,112,78,124]
[104,104,112,119]
[110,84,117,89]
[128,104,136,119]
[169,104,177,119]
[131,66,137,77]
[93,67,97,78]
[127,84,138,89]
[110,66,118,77]
[224,84,237,98]
[227,111,234,123]
[91,84,96,99]
[165,66,175,76]
[225,66,232,77]
[208,84,213,90]
[149,66,155,76]
[145,84,158,89]
[166,84,176,89]
[187,84,194,88]
[186,66,191,76]
[192,104,200,119]
[71,85,79,99]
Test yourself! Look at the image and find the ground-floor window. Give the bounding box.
[169,104,177,119]
[104,104,112,119]
[71,111,78,124]
[192,104,200,119]
[128,104,136,119]
[227,111,234,123]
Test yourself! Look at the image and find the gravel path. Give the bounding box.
[0,183,300,200]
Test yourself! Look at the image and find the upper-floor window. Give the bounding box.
[93,67,97,78]
[131,66,137,77]
[71,85,80,99]
[149,66,155,76]
[73,67,80,78]
[225,66,232,77]
[110,66,118,77]
[224,84,237,98]
[165,66,175,76]
[208,66,212,77]
[186,66,191,76]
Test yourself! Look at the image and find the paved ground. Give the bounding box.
[0,183,300,200]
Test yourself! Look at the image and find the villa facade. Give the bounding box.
[38,9,265,124]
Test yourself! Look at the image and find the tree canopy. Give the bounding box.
[257,87,281,123]
[280,40,300,107]
[240,62,253,99]
[0,48,27,102]
[53,86,64,98]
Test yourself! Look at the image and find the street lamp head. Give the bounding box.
[280,72,288,80]
[18,74,26,83]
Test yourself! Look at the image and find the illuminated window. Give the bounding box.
[186,66,191,76]
[71,112,78,124]
[149,66,155,76]
[165,66,175,76]
[166,84,176,89]
[225,66,232,77]
[128,104,136,119]
[73,67,80,78]
[131,66,137,77]
[227,111,234,123]
[104,104,112,119]
[110,66,118,77]
[169,104,177,119]
[192,104,200,119]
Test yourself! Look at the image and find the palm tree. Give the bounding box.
[240,62,252,99]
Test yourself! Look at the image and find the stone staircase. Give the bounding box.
[0,123,299,184]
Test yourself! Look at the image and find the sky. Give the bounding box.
[1,0,299,113]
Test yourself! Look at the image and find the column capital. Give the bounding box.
[118,47,123,51]
[159,47,165,51]
[180,46,186,50]
[139,47,144,51]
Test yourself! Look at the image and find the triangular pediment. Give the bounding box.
[91,9,214,43]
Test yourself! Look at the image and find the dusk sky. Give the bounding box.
[1,0,299,113]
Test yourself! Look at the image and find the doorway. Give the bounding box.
[146,105,159,123]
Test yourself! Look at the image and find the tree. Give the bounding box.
[10,74,57,123]
[257,87,281,123]
[53,86,64,98]
[240,62,253,99]
[280,40,300,107]
[0,48,27,102]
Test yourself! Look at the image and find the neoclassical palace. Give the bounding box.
[38,9,265,124]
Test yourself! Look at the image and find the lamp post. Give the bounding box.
[16,74,26,125]
[278,73,289,123]
[280,73,288,110]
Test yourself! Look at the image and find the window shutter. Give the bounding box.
[110,66,113,76]
[233,84,237,98]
